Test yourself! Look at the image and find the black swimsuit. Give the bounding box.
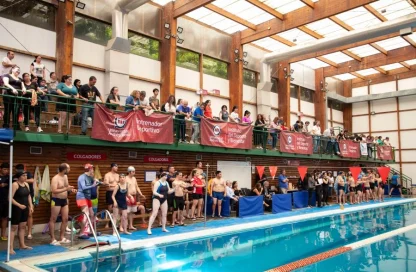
[154,181,169,205]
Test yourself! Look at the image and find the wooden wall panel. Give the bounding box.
[0,143,381,225]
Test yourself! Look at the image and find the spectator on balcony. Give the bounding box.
[281,122,289,131]
[47,72,58,95]
[376,136,383,145]
[22,73,45,132]
[366,135,374,158]
[73,79,81,92]
[254,114,266,149]
[38,79,48,112]
[293,120,302,132]
[164,95,176,114]
[106,87,120,110]
[383,137,391,146]
[310,121,321,153]
[56,75,78,134]
[278,169,289,194]
[219,105,229,122]
[2,66,24,130]
[138,91,154,116]
[191,103,205,144]
[1,51,16,75]
[176,99,183,111]
[149,88,160,111]
[229,106,240,123]
[125,90,140,112]
[204,100,212,119]
[242,110,252,124]
[270,117,280,151]
[30,56,46,85]
[79,76,103,136]
[177,100,191,143]
[303,121,310,133]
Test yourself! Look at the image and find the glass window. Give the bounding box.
[128,32,160,60]
[290,84,298,99]
[74,14,112,46]
[203,56,228,79]
[271,77,278,93]
[330,100,344,111]
[242,69,256,87]
[176,48,200,72]
[300,87,314,103]
[0,0,55,31]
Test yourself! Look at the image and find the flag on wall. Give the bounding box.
[297,166,308,180]
[256,166,265,178]
[269,166,278,179]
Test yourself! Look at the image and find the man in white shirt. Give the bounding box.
[1,51,15,75]
[311,121,322,153]
[138,91,154,116]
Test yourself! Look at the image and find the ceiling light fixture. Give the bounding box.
[243,52,248,57]
[76,1,86,9]
[177,27,183,34]
[234,49,239,54]
[164,34,171,40]
[164,23,170,29]
[177,38,184,44]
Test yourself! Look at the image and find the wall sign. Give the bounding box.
[287,160,300,166]
[143,156,173,163]
[67,153,107,161]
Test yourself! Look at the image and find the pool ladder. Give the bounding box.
[70,210,122,271]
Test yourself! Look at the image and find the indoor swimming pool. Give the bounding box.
[38,202,416,272]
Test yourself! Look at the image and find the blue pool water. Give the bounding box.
[39,203,416,272]
[296,228,416,272]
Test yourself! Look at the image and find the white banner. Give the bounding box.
[360,143,368,156]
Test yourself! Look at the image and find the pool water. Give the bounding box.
[296,228,416,272]
[39,203,416,272]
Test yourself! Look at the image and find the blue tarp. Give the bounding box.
[272,194,292,213]
[239,196,264,218]
[293,191,308,208]
[0,129,13,142]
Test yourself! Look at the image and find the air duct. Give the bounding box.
[262,13,416,64]
[112,0,151,39]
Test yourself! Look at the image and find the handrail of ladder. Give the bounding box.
[70,212,99,272]
[98,209,122,258]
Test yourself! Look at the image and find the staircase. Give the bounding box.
[388,167,414,195]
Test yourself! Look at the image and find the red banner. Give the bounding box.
[279,131,313,155]
[91,104,173,144]
[135,110,173,144]
[256,166,265,179]
[143,156,172,163]
[377,167,390,183]
[200,118,253,149]
[269,166,278,179]
[377,146,393,160]
[339,140,361,159]
[67,153,107,161]
[298,166,308,180]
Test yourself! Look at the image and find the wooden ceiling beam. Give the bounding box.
[403,36,416,48]
[329,16,354,31]
[245,0,284,20]
[352,68,415,86]
[374,67,388,75]
[240,0,377,44]
[270,35,296,47]
[399,61,411,70]
[316,56,338,68]
[173,0,216,18]
[364,4,387,22]
[342,50,362,62]
[350,72,366,80]
[370,43,388,55]
[300,0,315,9]
[323,45,416,77]
[298,25,324,39]
[205,4,257,30]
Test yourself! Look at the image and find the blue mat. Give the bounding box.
[0,244,68,261]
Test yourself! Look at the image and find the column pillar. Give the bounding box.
[55,0,75,77]
[277,61,290,124]
[343,80,352,132]
[229,32,243,117]
[315,68,327,131]
[160,2,177,104]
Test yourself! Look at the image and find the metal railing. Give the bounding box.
[388,167,413,195]
[0,91,395,162]
[98,209,122,258]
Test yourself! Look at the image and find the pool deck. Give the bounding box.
[2,197,416,272]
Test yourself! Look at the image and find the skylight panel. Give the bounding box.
[212,0,240,9]
[349,44,381,57]
[355,68,380,76]
[333,73,357,81]
[336,7,381,30]
[370,0,416,21]
[223,24,247,34]
[296,58,330,69]
[404,59,416,65]
[186,7,212,20]
[278,28,317,45]
[379,63,404,71]
[321,52,353,64]
[252,37,289,51]
[375,36,410,51]
[198,12,227,25]
[151,0,171,6]
[306,18,349,38]
[277,0,306,14]
[249,13,275,25]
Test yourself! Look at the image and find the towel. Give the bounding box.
[94,165,102,181]
[40,165,51,202]
[33,166,42,206]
